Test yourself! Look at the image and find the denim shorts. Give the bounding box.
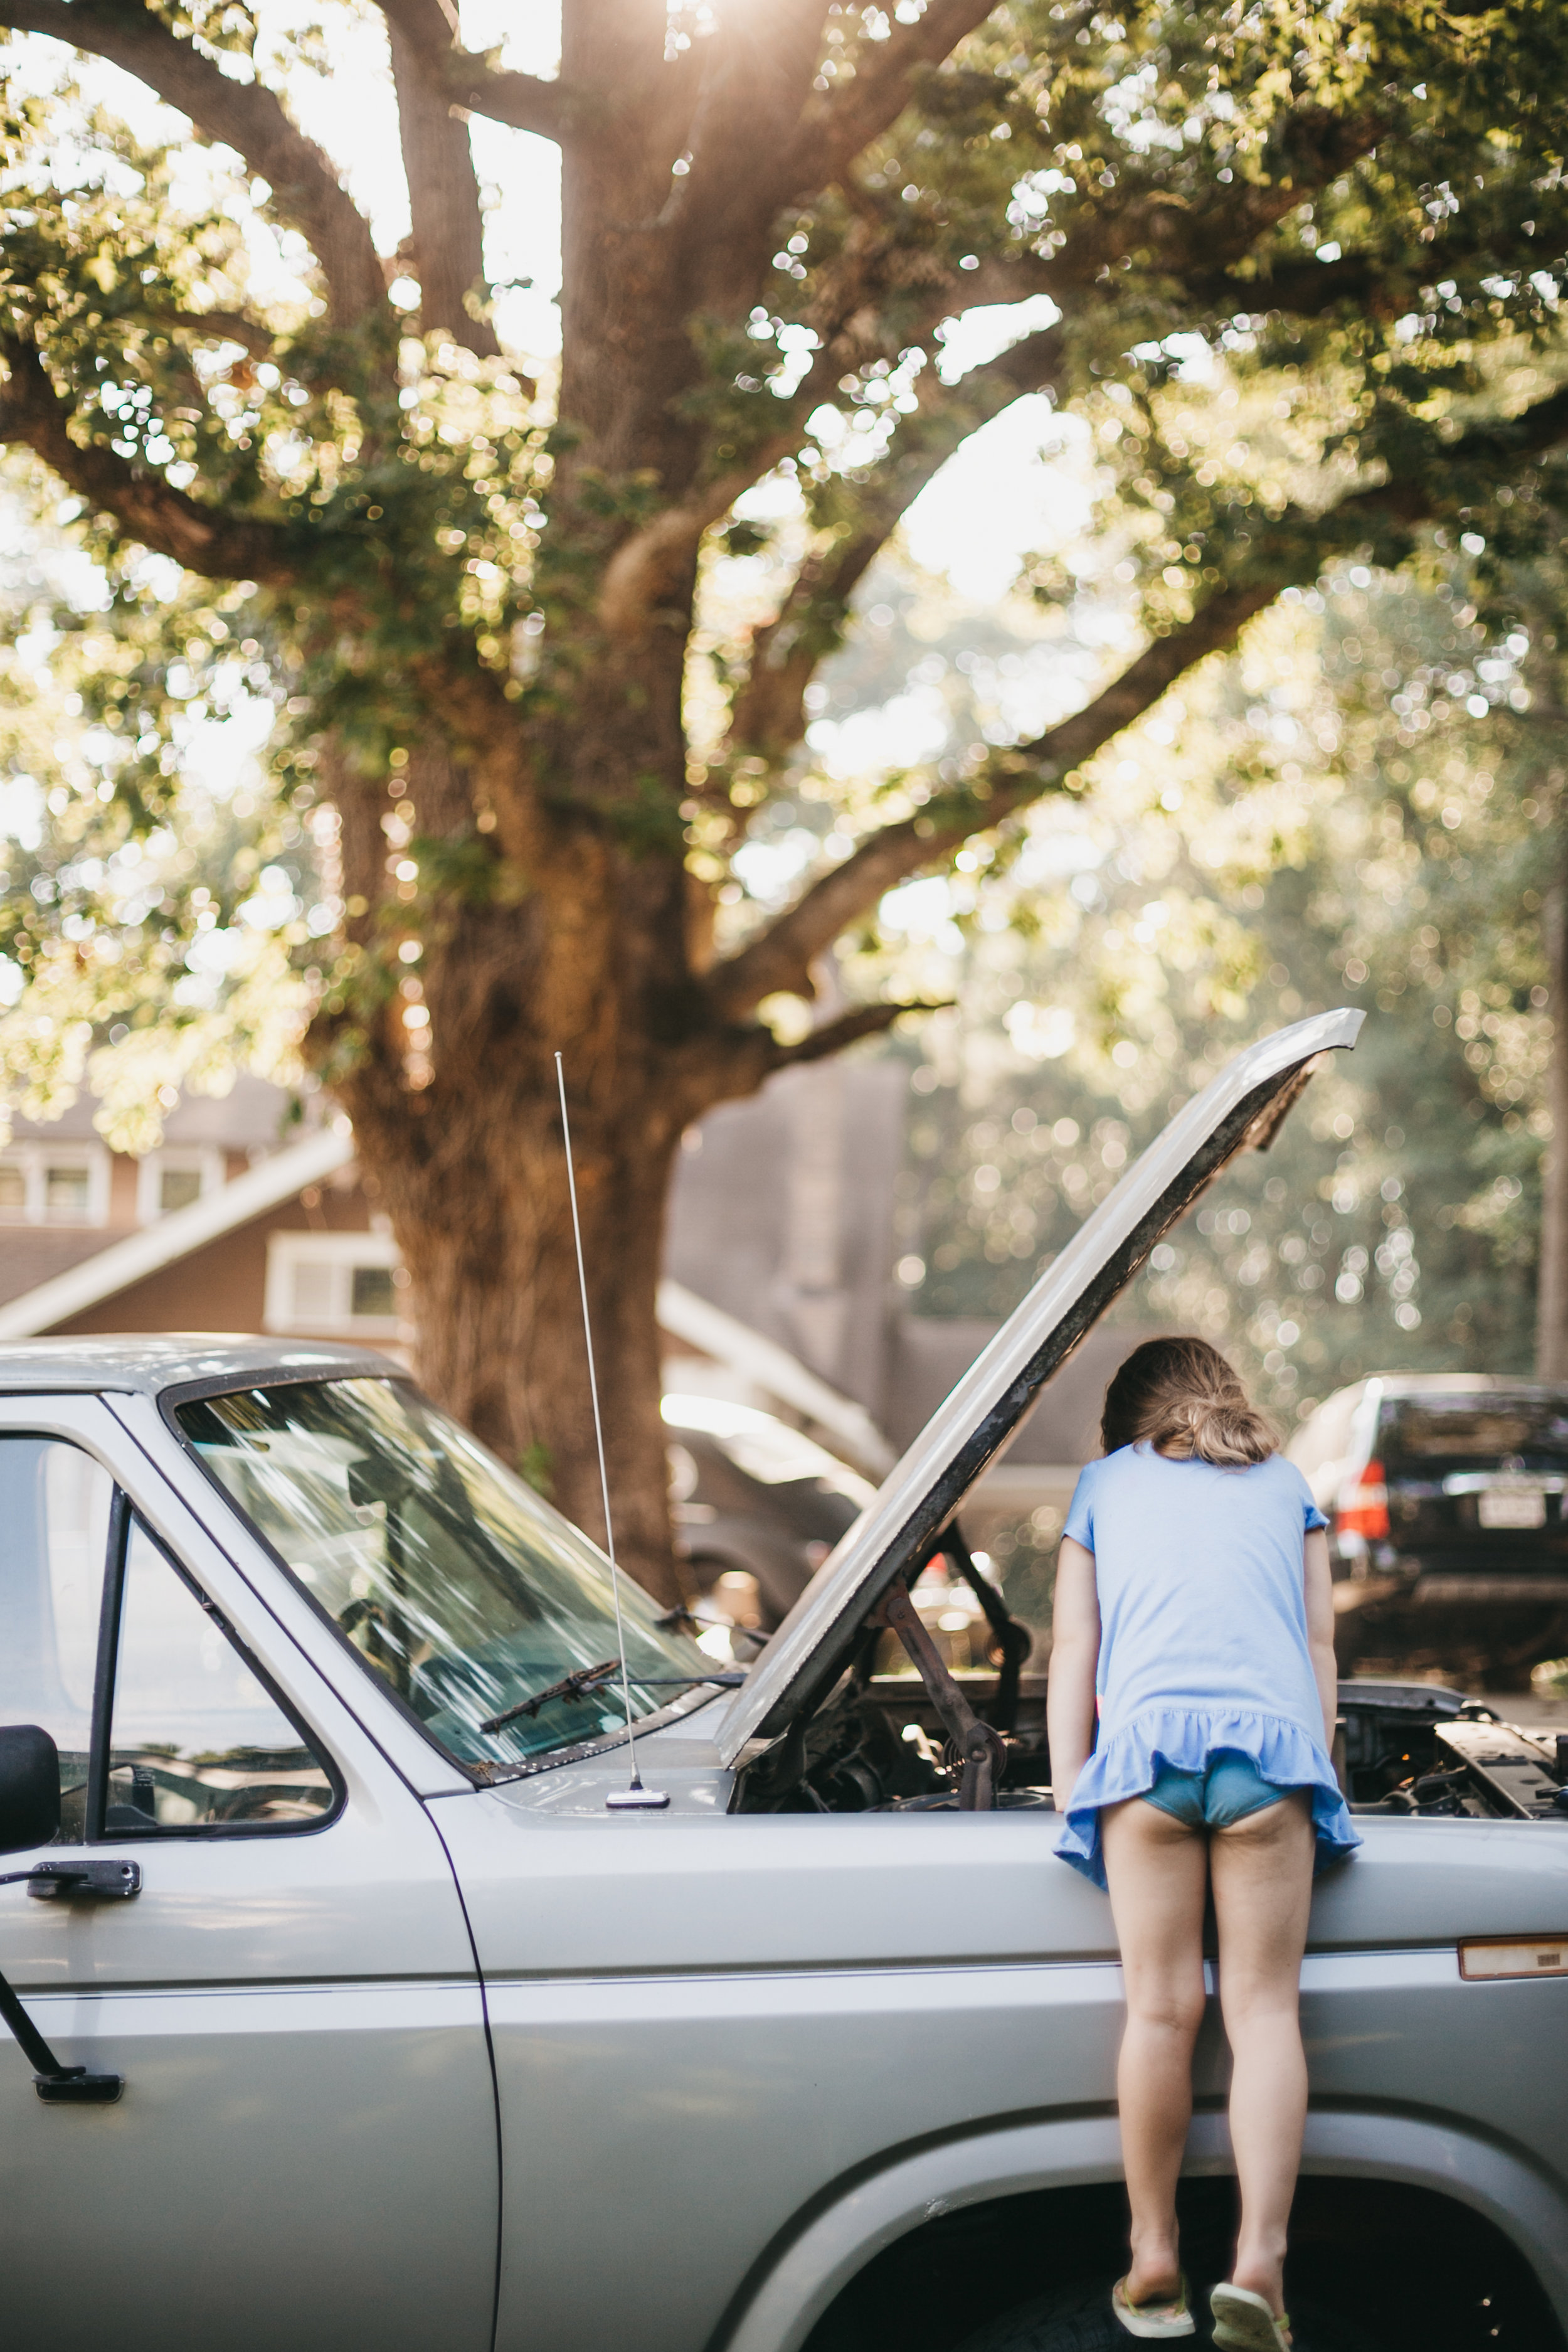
[1140,1749,1290,1829]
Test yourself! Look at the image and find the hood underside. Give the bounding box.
[716,1007,1364,1762]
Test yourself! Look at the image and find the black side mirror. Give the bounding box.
[0,1726,61,1854]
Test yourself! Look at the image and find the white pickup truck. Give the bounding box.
[1,1011,1564,2352]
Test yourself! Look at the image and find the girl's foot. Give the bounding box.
[1111,2272,1195,2338]
[1209,2281,1292,2350]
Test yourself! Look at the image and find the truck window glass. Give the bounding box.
[175,1378,712,1770]
[1380,1398,1568,1463]
[0,1435,113,1843]
[104,1516,337,1834]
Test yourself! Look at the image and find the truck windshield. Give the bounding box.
[174,1377,714,1770]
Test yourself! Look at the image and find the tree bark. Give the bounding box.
[319,731,721,1608]
[387,19,500,355]
[1538,880,1568,1377]
[373,1074,686,1604]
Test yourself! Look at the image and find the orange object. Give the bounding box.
[1337,1460,1389,1541]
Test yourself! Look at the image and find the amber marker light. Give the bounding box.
[1458,1939,1568,1981]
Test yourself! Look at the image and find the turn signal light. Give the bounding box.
[1337,1460,1389,1540]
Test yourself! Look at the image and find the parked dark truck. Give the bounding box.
[1288,1376,1568,1682]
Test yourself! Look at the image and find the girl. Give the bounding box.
[1046,1337,1359,2351]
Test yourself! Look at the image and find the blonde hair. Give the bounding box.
[1101,1336,1277,1468]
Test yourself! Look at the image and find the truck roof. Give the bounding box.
[0,1336,398,1395]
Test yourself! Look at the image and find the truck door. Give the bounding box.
[0,1396,498,2352]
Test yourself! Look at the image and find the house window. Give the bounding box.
[0,1144,110,1225]
[45,1163,92,1213]
[137,1147,225,1223]
[264,1232,406,1338]
[350,1263,398,1319]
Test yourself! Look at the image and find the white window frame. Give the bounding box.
[137,1146,226,1225]
[0,1141,112,1227]
[263,1230,406,1338]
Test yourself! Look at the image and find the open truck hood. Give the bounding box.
[715,1007,1364,1764]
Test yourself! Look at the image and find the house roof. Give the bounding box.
[4,1071,298,1149]
[0,1227,132,1312]
[0,1123,355,1341]
[0,1118,894,1471]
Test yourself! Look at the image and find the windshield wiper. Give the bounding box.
[479,1663,746,1737]
[639,1673,746,1688]
[480,1658,622,1733]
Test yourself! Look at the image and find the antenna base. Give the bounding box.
[606,1785,670,1811]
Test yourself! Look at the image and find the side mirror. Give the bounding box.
[0,1726,61,1854]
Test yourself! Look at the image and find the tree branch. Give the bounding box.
[0,0,386,324]
[443,56,580,140]
[765,998,951,1070]
[137,305,276,356]
[959,139,1380,322]
[596,454,795,637]
[595,331,849,636]
[600,97,1379,646]
[727,324,1066,762]
[659,3,830,286]
[1196,214,1563,325]
[599,75,1415,693]
[783,0,999,194]
[706,380,1568,1016]
[595,237,1032,641]
[384,13,499,355]
[0,335,297,582]
[374,0,581,142]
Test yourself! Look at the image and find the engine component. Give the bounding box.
[1434,1719,1568,1818]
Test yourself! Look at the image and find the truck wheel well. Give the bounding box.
[800,2176,1564,2352]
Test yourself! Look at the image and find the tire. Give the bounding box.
[946,2277,1136,2352]
[947,2281,1389,2352]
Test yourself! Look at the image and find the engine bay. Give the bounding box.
[733,1580,1568,1826]
[1336,1679,1568,1817]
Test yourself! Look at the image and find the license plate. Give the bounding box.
[1478,1487,1547,1530]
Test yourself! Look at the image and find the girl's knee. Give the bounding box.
[1216,1981,1305,2038]
[1126,1976,1207,2038]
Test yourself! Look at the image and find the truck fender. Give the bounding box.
[714,2107,1568,2352]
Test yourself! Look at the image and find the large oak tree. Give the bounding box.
[4,0,1568,1599]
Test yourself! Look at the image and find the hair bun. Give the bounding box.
[1100,1336,1276,1467]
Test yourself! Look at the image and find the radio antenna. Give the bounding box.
[555,1054,668,1812]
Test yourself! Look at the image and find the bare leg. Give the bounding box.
[1101,1797,1210,2305]
[1209,1792,1315,2317]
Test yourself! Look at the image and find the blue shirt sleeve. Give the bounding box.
[1284,1457,1328,1534]
[1063,1461,1098,1551]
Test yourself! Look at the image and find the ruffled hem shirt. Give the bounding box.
[1052,1444,1362,1892]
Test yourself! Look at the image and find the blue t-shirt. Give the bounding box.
[1052,1444,1359,1889]
[1064,1445,1327,1736]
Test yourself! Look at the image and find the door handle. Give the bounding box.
[24,1860,142,1902]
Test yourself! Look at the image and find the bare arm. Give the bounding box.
[1304,1526,1338,1753]
[1046,1535,1101,1807]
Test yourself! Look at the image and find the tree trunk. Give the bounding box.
[379,1080,687,1607]
[1538,880,1568,1377]
[307,105,781,1603]
[320,732,725,1611]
